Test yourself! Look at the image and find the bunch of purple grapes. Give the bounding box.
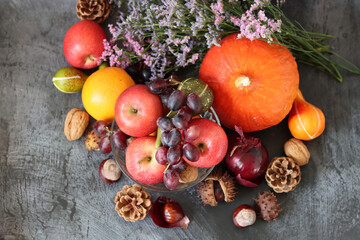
[93,121,127,154]
[148,77,203,190]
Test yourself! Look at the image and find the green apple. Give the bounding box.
[52,67,88,93]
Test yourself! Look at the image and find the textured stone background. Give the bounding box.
[0,0,359,239]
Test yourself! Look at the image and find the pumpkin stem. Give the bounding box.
[235,75,251,88]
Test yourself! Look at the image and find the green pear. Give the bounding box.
[52,67,88,93]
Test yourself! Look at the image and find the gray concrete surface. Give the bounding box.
[0,0,359,239]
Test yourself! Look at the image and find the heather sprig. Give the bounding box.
[103,0,360,82]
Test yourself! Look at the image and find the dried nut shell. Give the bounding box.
[179,164,198,183]
[197,170,236,206]
[64,108,89,141]
[284,138,310,166]
[85,130,104,151]
[265,157,301,193]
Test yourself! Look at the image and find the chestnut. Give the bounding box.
[164,202,185,224]
[151,196,190,229]
[99,159,121,184]
[233,204,256,228]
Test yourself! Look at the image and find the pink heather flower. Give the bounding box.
[230,16,241,27]
[187,53,199,64]
[232,3,282,42]
[173,36,191,46]
[210,0,225,26]
[108,24,120,40]
[124,33,145,56]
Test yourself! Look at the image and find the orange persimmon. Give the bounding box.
[288,90,325,140]
[199,34,299,132]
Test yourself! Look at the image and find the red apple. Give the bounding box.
[115,85,163,137]
[126,136,166,184]
[63,20,106,69]
[183,118,228,168]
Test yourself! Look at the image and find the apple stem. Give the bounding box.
[137,156,151,164]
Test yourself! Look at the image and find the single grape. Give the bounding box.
[177,106,193,122]
[170,158,187,173]
[167,145,182,165]
[164,169,180,190]
[155,146,168,165]
[157,117,173,132]
[141,67,151,81]
[187,93,202,114]
[112,131,127,150]
[172,113,189,130]
[167,128,181,147]
[167,90,186,111]
[183,143,200,162]
[184,125,201,142]
[178,77,214,113]
[161,131,170,147]
[125,64,142,84]
[148,79,168,94]
[100,136,112,154]
[160,88,172,106]
[94,120,108,135]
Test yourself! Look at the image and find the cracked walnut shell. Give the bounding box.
[265,157,301,193]
[76,0,112,23]
[64,108,89,141]
[114,184,151,222]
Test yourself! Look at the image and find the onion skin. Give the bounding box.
[225,126,268,187]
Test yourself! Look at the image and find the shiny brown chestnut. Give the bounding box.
[233,204,256,228]
[151,196,190,229]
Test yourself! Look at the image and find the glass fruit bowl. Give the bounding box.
[110,107,221,192]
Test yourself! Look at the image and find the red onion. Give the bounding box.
[225,126,268,187]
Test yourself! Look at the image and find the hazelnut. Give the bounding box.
[284,138,310,166]
[64,108,89,141]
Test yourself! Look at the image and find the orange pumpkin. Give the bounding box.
[199,34,299,132]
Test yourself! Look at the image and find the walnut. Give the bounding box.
[179,164,198,183]
[254,191,282,222]
[284,138,310,166]
[265,157,301,193]
[76,0,112,23]
[197,170,236,207]
[114,184,151,222]
[64,108,89,141]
